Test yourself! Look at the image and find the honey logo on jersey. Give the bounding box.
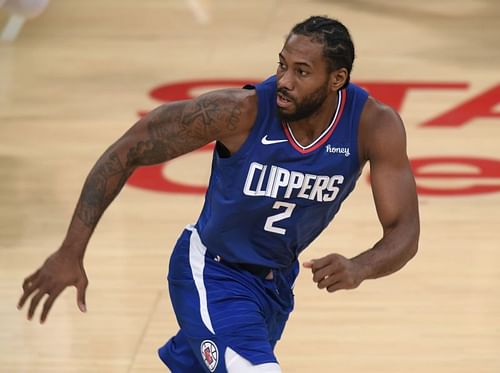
[325,144,350,157]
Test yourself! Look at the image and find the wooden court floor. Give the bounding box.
[1,0,499,372]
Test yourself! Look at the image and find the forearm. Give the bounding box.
[58,102,197,256]
[352,224,419,281]
[61,146,134,258]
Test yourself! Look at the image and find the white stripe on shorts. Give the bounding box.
[186,225,215,334]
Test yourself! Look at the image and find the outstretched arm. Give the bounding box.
[304,98,420,292]
[65,89,251,251]
[18,88,256,322]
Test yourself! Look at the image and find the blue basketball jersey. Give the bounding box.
[195,75,369,269]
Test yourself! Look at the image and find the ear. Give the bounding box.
[329,68,348,91]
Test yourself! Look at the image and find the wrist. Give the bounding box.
[59,240,86,261]
[351,256,373,282]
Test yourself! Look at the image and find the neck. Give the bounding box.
[287,92,339,147]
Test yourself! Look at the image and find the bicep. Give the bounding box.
[368,111,419,231]
[119,88,253,168]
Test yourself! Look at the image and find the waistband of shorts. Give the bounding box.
[207,251,273,279]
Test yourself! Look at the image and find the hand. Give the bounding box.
[17,250,88,323]
[303,253,364,293]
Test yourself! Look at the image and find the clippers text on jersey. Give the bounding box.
[243,162,344,202]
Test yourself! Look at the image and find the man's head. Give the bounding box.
[276,16,355,122]
[291,16,355,88]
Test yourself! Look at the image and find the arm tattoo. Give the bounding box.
[126,102,186,166]
[126,92,244,167]
[75,91,245,229]
[76,151,131,228]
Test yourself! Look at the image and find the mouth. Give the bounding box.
[277,91,294,109]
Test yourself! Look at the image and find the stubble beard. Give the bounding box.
[277,81,330,123]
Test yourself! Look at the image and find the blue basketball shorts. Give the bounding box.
[158,225,299,372]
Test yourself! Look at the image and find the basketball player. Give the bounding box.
[18,16,420,372]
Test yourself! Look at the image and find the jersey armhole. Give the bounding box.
[349,84,370,171]
[216,83,269,163]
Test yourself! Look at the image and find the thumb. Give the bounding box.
[302,260,315,269]
[76,280,87,313]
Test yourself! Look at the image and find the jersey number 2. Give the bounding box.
[264,201,296,235]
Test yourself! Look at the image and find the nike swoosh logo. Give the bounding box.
[261,135,288,145]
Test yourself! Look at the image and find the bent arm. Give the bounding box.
[62,89,254,258]
[352,102,420,280]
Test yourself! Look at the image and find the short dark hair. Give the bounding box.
[290,16,355,89]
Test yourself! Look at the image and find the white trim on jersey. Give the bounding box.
[225,347,282,373]
[285,89,343,150]
[187,225,215,334]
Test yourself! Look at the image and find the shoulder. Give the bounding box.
[196,87,257,117]
[192,87,258,153]
[358,96,406,164]
[189,87,257,132]
[225,87,258,123]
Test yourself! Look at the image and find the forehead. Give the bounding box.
[280,33,326,67]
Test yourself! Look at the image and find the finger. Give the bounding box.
[318,274,342,289]
[76,279,88,313]
[22,270,40,291]
[303,258,328,272]
[40,288,63,324]
[312,264,343,283]
[309,255,338,272]
[28,291,46,320]
[18,278,41,310]
[326,281,347,293]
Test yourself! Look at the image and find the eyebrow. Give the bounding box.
[279,52,313,68]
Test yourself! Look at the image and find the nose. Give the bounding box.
[277,69,294,92]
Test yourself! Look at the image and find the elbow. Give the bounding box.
[390,217,419,265]
[406,221,420,263]
[407,239,418,263]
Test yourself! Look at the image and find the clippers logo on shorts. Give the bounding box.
[201,340,218,372]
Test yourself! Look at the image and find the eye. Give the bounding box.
[298,69,309,77]
[277,61,286,70]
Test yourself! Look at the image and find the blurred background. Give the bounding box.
[1,0,499,372]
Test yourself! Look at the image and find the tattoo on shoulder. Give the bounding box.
[127,92,245,166]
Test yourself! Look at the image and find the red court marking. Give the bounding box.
[422,84,500,127]
[127,143,214,194]
[410,157,500,196]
